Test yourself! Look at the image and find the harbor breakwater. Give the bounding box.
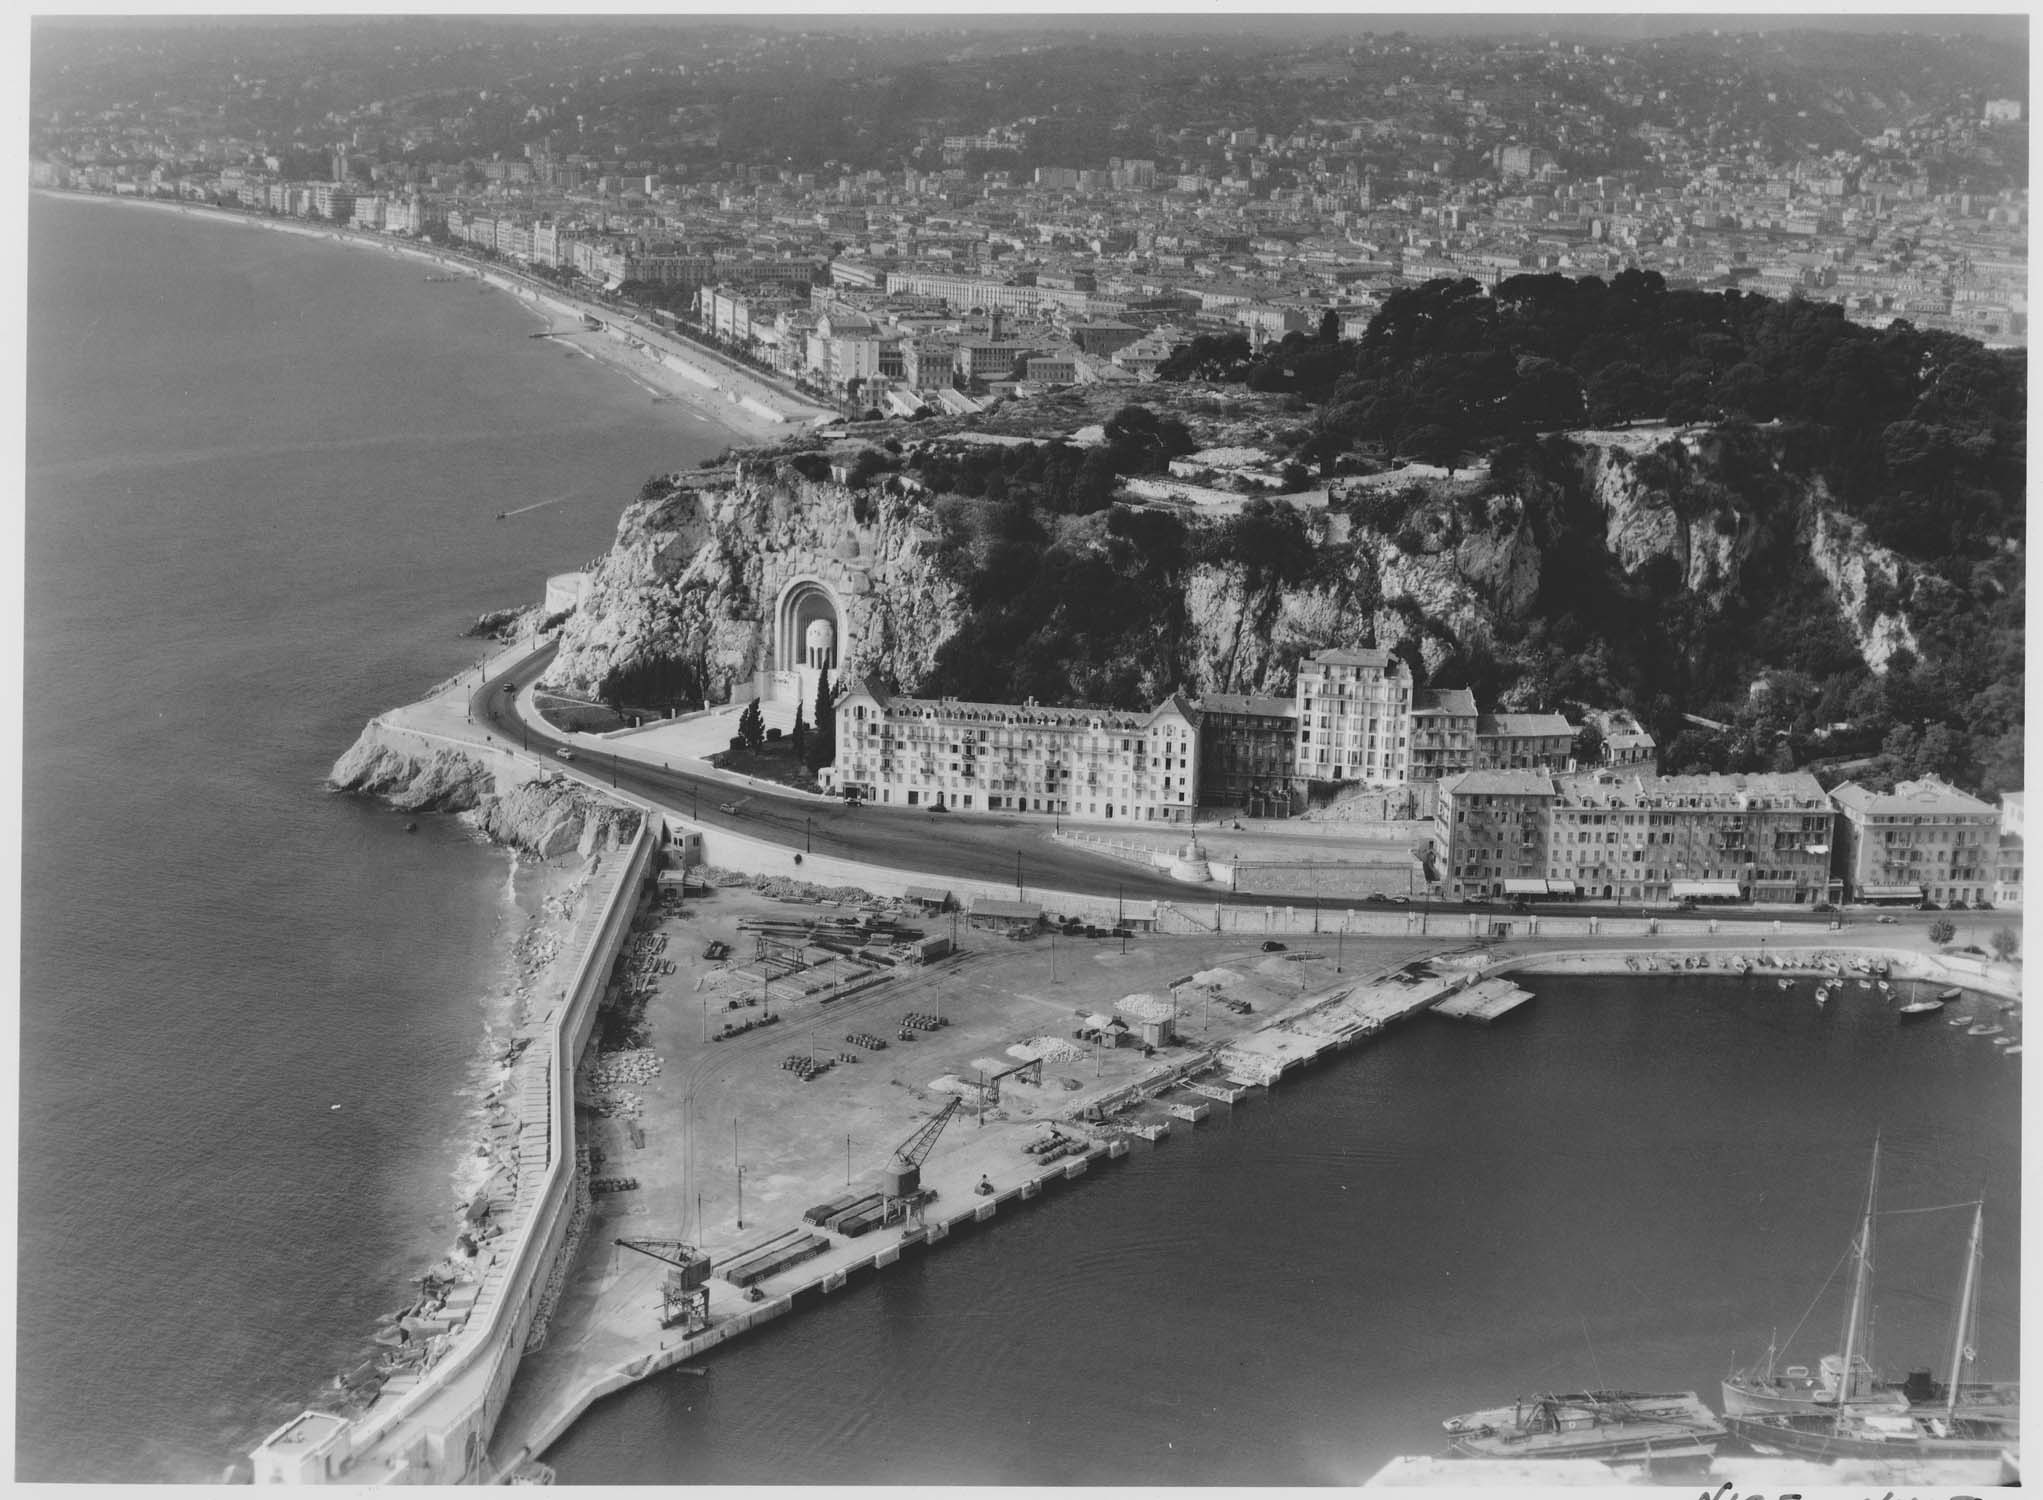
[254,780,656,1482]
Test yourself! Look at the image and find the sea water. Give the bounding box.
[547,975,2020,1485]
[20,195,734,1480]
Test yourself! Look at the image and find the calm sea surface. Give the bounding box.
[21,196,732,1481]
[20,198,2023,1486]
[548,979,2020,1486]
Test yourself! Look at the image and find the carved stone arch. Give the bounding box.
[773,575,844,674]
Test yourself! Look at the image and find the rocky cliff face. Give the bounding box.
[545,463,963,703]
[1805,503,1922,671]
[544,428,1924,710]
[330,728,641,858]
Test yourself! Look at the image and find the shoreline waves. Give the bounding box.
[32,187,826,443]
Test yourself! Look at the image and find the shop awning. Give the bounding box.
[1545,880,1578,895]
[1503,878,1548,895]
[1859,884,1924,900]
[1669,879,1743,899]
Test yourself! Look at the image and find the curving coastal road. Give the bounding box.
[473,645,1912,929]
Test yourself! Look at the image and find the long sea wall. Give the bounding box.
[251,815,657,1482]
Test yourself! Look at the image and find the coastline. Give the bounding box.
[288,680,2022,1481]
[30,187,828,445]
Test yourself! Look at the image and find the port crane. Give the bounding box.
[614,1238,713,1331]
[879,1095,962,1225]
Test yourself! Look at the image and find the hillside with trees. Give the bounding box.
[917,278,2021,798]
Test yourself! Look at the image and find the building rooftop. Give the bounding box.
[1413,687,1478,717]
[1555,769,1831,810]
[1303,645,1397,670]
[1831,776,1999,818]
[1478,712,1575,736]
[1199,692,1297,720]
[1441,770,1558,797]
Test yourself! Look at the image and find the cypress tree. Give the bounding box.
[808,666,835,770]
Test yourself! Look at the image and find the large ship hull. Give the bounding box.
[1726,1411,2016,1462]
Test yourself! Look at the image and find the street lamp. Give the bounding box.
[733,1118,744,1229]
[1015,851,1023,897]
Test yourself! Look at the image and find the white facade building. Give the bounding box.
[830,683,1200,823]
[1294,646,1411,785]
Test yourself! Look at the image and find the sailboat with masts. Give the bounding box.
[1725,1198,2018,1459]
[1720,1138,1910,1419]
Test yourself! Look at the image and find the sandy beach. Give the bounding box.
[34,188,829,446]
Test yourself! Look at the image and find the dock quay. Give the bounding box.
[1431,977,1535,1024]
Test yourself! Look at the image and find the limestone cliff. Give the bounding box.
[329,728,641,858]
[542,425,1928,714]
[1805,504,1922,671]
[545,461,963,703]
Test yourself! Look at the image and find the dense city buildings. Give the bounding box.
[1829,775,2001,907]
[32,20,2025,428]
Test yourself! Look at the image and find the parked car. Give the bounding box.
[1916,899,1940,911]
[1877,915,1899,925]
[1364,893,1391,904]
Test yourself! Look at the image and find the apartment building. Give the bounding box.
[1435,769,1835,904]
[1475,712,1576,771]
[1409,686,1478,781]
[1830,775,2000,906]
[1436,770,1556,898]
[1548,770,1834,904]
[830,684,1201,824]
[1995,792,2023,909]
[1294,646,1411,786]
[1195,693,1300,817]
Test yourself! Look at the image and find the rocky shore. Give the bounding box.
[329,728,641,858]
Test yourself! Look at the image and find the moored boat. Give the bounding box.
[1721,1139,1910,1420]
[1897,980,1945,1018]
[1443,1390,1725,1462]
[1724,1201,2017,1460]
[1967,1023,2004,1038]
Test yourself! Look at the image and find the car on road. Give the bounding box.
[555,747,575,761]
[1391,895,1411,905]
[1261,940,1286,952]
[1364,893,1390,904]
[1878,915,1899,924]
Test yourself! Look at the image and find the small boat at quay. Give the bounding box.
[1967,1023,2004,1038]
[1897,980,1945,1018]
[1443,1390,1726,1462]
